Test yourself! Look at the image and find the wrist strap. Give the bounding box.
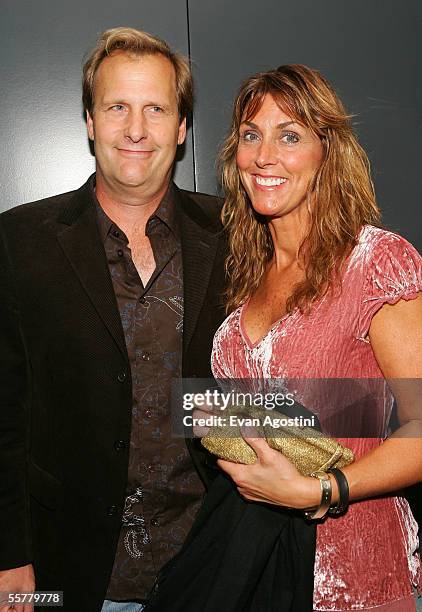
[305,471,332,520]
[328,468,350,515]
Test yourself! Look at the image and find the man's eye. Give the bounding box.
[281,132,299,144]
[110,104,125,112]
[149,106,164,113]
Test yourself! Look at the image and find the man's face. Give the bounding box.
[86,51,186,202]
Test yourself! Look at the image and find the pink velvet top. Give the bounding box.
[211,226,422,611]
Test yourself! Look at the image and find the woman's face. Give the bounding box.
[236,93,324,221]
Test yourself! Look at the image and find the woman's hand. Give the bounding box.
[217,434,321,510]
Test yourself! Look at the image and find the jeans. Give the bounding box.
[101,600,145,612]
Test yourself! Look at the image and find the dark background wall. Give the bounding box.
[0,0,194,207]
[1,0,421,250]
[188,0,421,250]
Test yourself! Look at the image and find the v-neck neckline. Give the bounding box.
[238,299,294,350]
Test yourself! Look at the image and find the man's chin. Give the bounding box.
[114,173,150,189]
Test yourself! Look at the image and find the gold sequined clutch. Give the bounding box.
[201,406,354,476]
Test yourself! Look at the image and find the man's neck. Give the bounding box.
[95,176,170,238]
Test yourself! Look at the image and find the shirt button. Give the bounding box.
[117,371,127,383]
[141,352,150,361]
[147,464,154,472]
[107,505,118,517]
[139,297,146,304]
[114,440,127,452]
[150,517,160,527]
[117,249,124,257]
[145,409,152,418]
[112,230,120,238]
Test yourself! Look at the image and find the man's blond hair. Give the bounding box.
[82,27,193,120]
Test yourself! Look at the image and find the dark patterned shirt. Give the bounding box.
[93,183,204,600]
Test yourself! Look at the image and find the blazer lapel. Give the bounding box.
[56,179,128,362]
[177,187,221,356]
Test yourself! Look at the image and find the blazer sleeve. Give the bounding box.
[0,218,32,569]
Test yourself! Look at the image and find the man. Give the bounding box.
[0,27,225,612]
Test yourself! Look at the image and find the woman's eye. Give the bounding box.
[281,132,299,144]
[241,131,259,142]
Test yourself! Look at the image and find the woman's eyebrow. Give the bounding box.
[242,120,296,129]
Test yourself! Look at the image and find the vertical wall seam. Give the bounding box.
[185,0,197,191]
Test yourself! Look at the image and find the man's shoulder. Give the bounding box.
[0,189,77,228]
[179,189,223,210]
[177,187,223,229]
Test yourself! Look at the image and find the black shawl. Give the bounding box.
[145,473,315,612]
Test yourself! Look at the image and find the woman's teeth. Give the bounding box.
[255,176,287,186]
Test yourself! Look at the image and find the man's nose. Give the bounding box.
[256,140,278,167]
[124,110,147,142]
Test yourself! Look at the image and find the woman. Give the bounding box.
[146,64,422,612]
[210,64,422,610]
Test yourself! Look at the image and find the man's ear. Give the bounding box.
[86,110,95,141]
[177,116,187,145]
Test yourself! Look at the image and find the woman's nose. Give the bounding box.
[255,140,278,167]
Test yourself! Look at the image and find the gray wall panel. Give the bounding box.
[0,0,193,210]
[188,0,421,249]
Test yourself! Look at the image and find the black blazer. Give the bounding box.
[0,177,226,611]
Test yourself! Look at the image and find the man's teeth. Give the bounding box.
[255,176,287,186]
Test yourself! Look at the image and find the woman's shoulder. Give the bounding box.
[349,225,422,274]
[358,225,420,254]
[351,225,422,341]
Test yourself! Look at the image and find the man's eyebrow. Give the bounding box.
[242,120,296,129]
[100,98,126,106]
[100,99,171,109]
[143,100,171,108]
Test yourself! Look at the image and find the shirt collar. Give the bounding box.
[151,182,179,236]
[90,175,180,244]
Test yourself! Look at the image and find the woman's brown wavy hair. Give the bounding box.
[220,64,381,314]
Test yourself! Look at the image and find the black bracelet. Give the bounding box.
[328,468,349,515]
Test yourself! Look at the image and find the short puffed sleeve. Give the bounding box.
[358,229,422,340]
